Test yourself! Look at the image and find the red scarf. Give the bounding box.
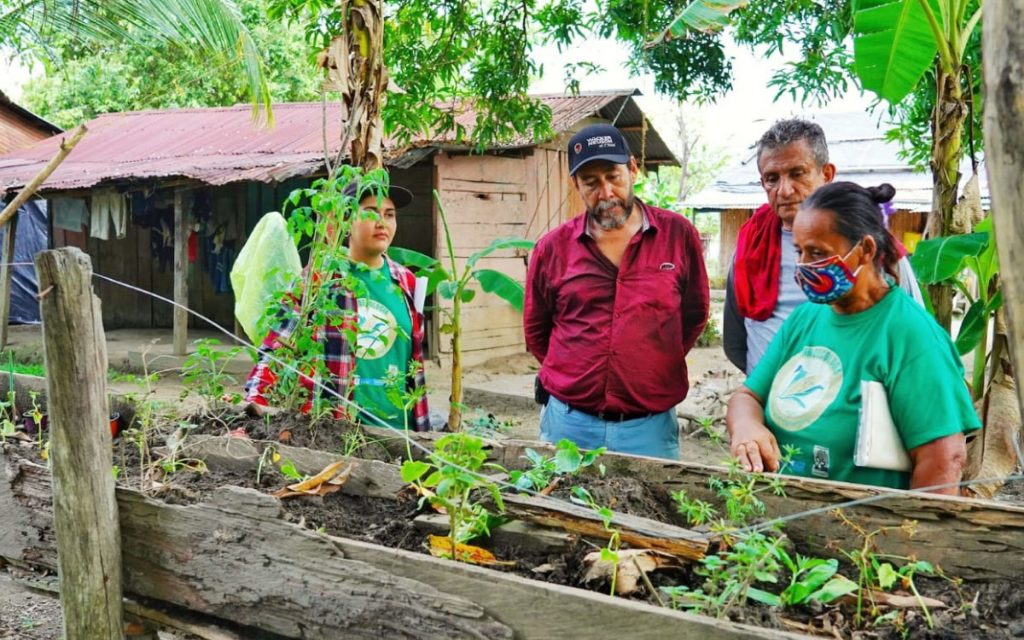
[734,203,910,321]
[733,204,782,321]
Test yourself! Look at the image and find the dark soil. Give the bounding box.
[5,401,1024,639]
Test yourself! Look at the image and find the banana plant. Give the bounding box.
[389,190,534,431]
[910,216,1000,400]
[649,0,751,45]
[851,0,984,331]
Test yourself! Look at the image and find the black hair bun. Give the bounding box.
[867,183,896,204]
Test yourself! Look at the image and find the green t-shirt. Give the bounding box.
[744,288,979,489]
[350,263,413,429]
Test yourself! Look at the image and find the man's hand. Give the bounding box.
[729,422,781,473]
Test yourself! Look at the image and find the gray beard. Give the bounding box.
[587,196,633,231]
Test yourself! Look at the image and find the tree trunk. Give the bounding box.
[983,0,1024,432]
[320,0,387,172]
[925,66,968,331]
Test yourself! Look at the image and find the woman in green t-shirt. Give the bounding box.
[726,182,979,494]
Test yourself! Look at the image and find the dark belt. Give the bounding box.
[564,402,653,423]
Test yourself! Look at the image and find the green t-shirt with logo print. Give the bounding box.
[744,287,979,490]
[350,262,413,429]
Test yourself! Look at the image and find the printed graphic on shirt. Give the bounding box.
[768,346,843,432]
[355,298,398,360]
[812,445,831,478]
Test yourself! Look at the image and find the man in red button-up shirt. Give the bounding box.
[524,124,709,459]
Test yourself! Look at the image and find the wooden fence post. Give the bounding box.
[0,213,18,347]
[173,188,188,356]
[35,247,123,639]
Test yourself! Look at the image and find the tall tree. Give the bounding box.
[18,0,320,128]
[649,0,984,330]
[0,0,272,118]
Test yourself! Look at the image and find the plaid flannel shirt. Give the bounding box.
[244,257,430,431]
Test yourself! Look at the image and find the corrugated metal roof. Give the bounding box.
[685,111,988,213]
[0,91,677,195]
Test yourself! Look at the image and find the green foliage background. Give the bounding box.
[20,0,320,128]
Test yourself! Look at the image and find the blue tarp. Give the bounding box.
[0,200,47,324]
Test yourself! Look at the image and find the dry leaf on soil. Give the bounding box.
[271,459,356,498]
[427,535,515,566]
[582,548,681,596]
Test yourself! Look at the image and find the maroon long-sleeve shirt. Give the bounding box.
[524,202,709,415]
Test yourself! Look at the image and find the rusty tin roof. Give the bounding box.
[0,91,677,195]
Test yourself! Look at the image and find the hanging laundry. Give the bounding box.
[91,189,128,239]
[52,197,88,232]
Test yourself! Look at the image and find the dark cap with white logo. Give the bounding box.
[567,124,632,176]
[342,180,413,208]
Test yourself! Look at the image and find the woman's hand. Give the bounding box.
[726,387,782,473]
[730,422,781,473]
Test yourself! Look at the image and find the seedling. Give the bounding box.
[180,338,244,408]
[509,439,605,493]
[387,191,533,431]
[570,485,622,596]
[400,432,506,559]
[834,511,951,628]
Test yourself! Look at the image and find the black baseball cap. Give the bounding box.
[343,179,413,208]
[567,124,632,176]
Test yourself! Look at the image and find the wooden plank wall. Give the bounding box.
[888,210,927,251]
[0,108,53,154]
[434,153,533,365]
[718,208,751,273]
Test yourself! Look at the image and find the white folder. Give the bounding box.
[854,380,912,472]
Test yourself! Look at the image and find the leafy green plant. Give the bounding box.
[570,485,622,596]
[910,216,1000,399]
[180,338,245,406]
[849,0,984,329]
[264,166,392,418]
[463,411,516,437]
[400,433,506,558]
[835,512,949,628]
[388,191,534,431]
[508,439,606,493]
[663,532,856,618]
[673,445,798,532]
[696,315,720,347]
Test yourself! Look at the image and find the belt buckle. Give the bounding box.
[598,410,622,422]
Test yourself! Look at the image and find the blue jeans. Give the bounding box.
[539,396,680,460]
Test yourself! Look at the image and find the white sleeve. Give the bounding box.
[897,256,924,307]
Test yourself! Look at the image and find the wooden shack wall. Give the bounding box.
[0,106,53,153]
[718,208,751,272]
[432,147,581,365]
[888,210,927,249]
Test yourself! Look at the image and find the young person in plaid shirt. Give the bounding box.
[243,181,430,431]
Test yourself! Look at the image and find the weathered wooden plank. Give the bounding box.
[0,458,803,640]
[442,192,531,225]
[501,493,710,561]
[176,435,408,500]
[494,441,1024,582]
[437,153,527,186]
[0,460,513,640]
[35,247,123,639]
[358,430,1024,581]
[329,525,802,640]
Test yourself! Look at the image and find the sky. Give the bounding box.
[530,35,875,162]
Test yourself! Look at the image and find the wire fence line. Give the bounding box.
[2,261,1019,543]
